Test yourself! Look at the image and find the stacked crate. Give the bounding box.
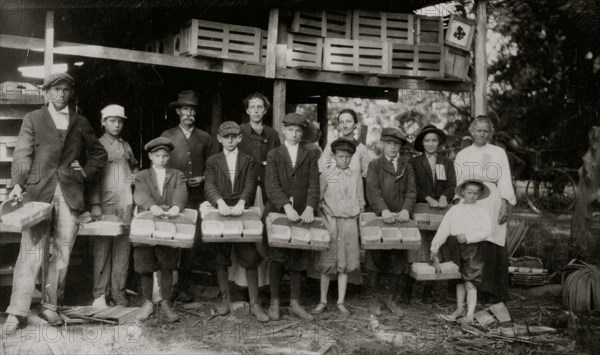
[443,15,475,80]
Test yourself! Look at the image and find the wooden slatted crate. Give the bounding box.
[260,30,268,63]
[291,10,352,38]
[352,10,414,44]
[323,38,389,74]
[156,33,182,56]
[415,44,444,77]
[286,34,323,69]
[179,19,262,63]
[414,15,443,44]
[445,15,476,51]
[444,46,470,80]
[388,43,415,76]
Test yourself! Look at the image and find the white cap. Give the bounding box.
[101,104,127,120]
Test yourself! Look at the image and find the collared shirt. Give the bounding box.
[384,154,398,173]
[153,167,166,196]
[284,141,299,168]
[426,152,437,181]
[179,125,193,140]
[430,202,492,253]
[47,103,69,130]
[223,148,238,189]
[320,166,365,218]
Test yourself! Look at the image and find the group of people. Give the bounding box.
[2,72,516,334]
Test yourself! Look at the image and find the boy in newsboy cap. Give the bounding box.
[264,113,321,321]
[204,121,269,322]
[365,128,416,317]
[132,137,188,323]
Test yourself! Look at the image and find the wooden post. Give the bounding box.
[44,10,54,78]
[265,8,279,79]
[473,0,487,117]
[317,96,328,148]
[272,80,286,140]
[211,89,223,137]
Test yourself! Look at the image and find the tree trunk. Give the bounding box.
[570,126,600,261]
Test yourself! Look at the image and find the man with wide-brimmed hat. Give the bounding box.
[2,73,107,334]
[160,90,216,302]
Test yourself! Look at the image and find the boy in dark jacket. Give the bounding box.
[205,121,269,322]
[133,137,187,323]
[264,113,321,321]
[365,128,416,317]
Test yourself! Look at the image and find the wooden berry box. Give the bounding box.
[409,262,461,281]
[286,34,323,69]
[179,19,262,63]
[200,206,263,243]
[413,203,449,231]
[323,38,389,74]
[77,212,129,237]
[444,46,470,80]
[0,200,52,232]
[266,213,330,250]
[352,10,414,44]
[414,15,443,44]
[290,10,352,39]
[359,212,421,250]
[130,209,197,248]
[387,43,443,78]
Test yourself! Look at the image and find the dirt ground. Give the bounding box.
[2,277,600,355]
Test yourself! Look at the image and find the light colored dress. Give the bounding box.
[314,166,364,275]
[453,143,516,246]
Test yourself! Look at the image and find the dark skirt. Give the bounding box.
[479,241,509,302]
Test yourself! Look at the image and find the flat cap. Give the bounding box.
[218,121,241,136]
[330,137,357,154]
[42,73,75,90]
[101,104,127,120]
[282,112,307,127]
[144,137,174,153]
[380,127,408,146]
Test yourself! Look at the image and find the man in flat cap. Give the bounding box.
[364,127,416,317]
[160,90,216,302]
[264,112,321,321]
[3,73,107,333]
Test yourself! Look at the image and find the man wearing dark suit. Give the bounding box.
[204,121,268,322]
[264,113,321,321]
[160,90,215,301]
[3,73,107,333]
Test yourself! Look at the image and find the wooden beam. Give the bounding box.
[265,8,279,79]
[211,89,223,137]
[44,11,54,79]
[473,0,487,116]
[317,96,328,148]
[0,34,471,93]
[272,80,286,140]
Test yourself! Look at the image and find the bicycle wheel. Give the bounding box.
[525,168,577,214]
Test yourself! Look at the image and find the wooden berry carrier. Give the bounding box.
[77,212,129,237]
[129,209,198,248]
[359,212,421,250]
[413,203,449,231]
[200,206,263,243]
[0,199,52,232]
[266,213,330,251]
[409,262,462,281]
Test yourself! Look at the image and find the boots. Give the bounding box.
[136,300,154,321]
[290,300,314,321]
[161,301,180,322]
[267,299,280,320]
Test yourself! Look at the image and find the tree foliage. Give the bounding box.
[487,0,600,167]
